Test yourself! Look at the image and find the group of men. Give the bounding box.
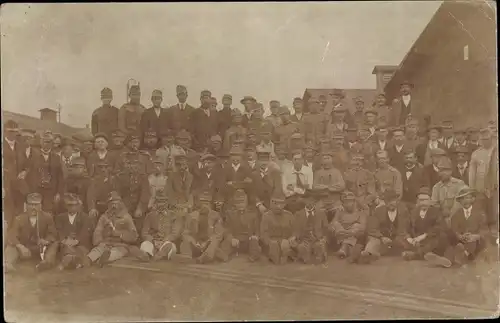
[3,80,498,273]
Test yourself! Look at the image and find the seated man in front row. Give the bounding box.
[85,191,139,267]
[181,191,224,264]
[219,189,261,262]
[138,189,184,261]
[424,187,488,268]
[291,186,329,264]
[358,189,410,264]
[4,193,59,273]
[260,195,295,265]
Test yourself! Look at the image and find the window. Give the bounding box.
[463,45,469,61]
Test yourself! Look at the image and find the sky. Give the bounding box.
[1,2,441,127]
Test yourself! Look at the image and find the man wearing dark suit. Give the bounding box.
[222,148,253,201]
[371,122,393,154]
[167,85,195,136]
[422,148,447,190]
[399,150,429,210]
[118,85,146,136]
[451,146,470,185]
[390,80,415,126]
[28,131,65,214]
[3,120,25,224]
[290,97,305,123]
[250,149,283,210]
[192,153,224,201]
[91,87,119,140]
[388,126,407,171]
[190,90,219,152]
[240,96,257,128]
[217,94,233,138]
[415,125,448,166]
[140,90,168,146]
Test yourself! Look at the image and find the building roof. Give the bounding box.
[302,88,378,112]
[2,110,85,137]
[38,108,57,113]
[371,65,398,74]
[384,1,496,100]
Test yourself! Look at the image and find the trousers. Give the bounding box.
[87,243,129,263]
[4,243,58,266]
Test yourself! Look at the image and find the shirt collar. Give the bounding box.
[5,138,16,147]
[232,163,241,172]
[463,206,473,217]
[457,161,468,169]
[433,164,440,173]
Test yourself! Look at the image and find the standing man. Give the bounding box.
[217,94,233,138]
[400,150,429,211]
[167,85,195,135]
[451,146,470,185]
[438,120,455,152]
[3,120,25,223]
[91,87,119,140]
[140,90,168,144]
[266,100,282,128]
[352,97,366,126]
[469,127,497,230]
[190,90,219,152]
[391,80,414,126]
[240,96,257,127]
[282,151,313,212]
[388,126,407,171]
[290,97,305,123]
[118,84,146,136]
[373,93,392,126]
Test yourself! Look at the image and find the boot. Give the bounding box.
[424,252,452,268]
[98,249,111,267]
[402,251,417,261]
[129,246,150,262]
[153,243,173,262]
[348,244,363,264]
[58,254,76,270]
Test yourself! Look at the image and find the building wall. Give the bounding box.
[386,2,497,128]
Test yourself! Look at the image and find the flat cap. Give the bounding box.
[377,122,389,130]
[200,153,217,162]
[73,132,95,142]
[416,187,431,197]
[382,189,399,202]
[430,148,447,156]
[200,90,212,97]
[124,132,140,144]
[437,158,452,170]
[333,104,347,112]
[101,87,113,98]
[391,126,405,134]
[400,80,414,87]
[341,191,356,200]
[269,100,280,105]
[441,120,453,129]
[176,129,191,139]
[229,147,243,156]
[111,129,127,138]
[94,132,109,142]
[330,88,345,99]
[176,85,187,93]
[455,187,476,200]
[108,191,122,202]
[210,134,222,143]
[64,193,80,205]
[222,94,232,100]
[60,137,75,148]
[405,118,419,126]
[151,89,163,97]
[240,96,256,104]
[354,96,364,103]
[453,128,467,134]
[152,156,164,164]
[20,128,36,137]
[26,193,42,204]
[71,156,86,166]
[41,130,54,141]
[467,126,479,133]
[427,124,442,132]
[364,108,378,116]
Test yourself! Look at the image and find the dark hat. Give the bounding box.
[5,120,19,132]
[354,96,364,103]
[152,156,164,164]
[101,87,113,99]
[222,94,232,100]
[60,137,76,148]
[430,148,447,157]
[441,120,453,129]
[176,85,187,94]
[391,126,405,134]
[26,193,42,204]
[129,85,141,95]
[269,100,280,106]
[364,108,378,116]
[333,104,347,113]
[94,132,109,142]
[151,89,163,98]
[144,128,157,138]
[427,124,442,132]
[229,147,243,156]
[400,80,414,87]
[437,158,452,170]
[467,126,479,133]
[330,88,345,99]
[73,132,94,143]
[200,90,212,97]
[200,153,217,162]
[453,128,466,134]
[108,191,122,202]
[455,187,477,200]
[376,92,386,97]
[347,125,358,132]
[382,189,399,202]
[405,118,419,126]
[176,129,191,140]
[111,129,126,138]
[64,193,80,205]
[240,96,256,104]
[416,187,431,197]
[71,156,86,166]
[376,122,389,131]
[341,191,356,200]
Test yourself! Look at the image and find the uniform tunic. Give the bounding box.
[91,105,119,139]
[260,210,294,246]
[313,167,346,192]
[431,178,466,216]
[374,166,403,198]
[118,103,146,135]
[141,207,184,245]
[330,208,367,245]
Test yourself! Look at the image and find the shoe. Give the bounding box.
[358,251,376,264]
[59,254,75,270]
[98,249,111,268]
[424,252,452,268]
[454,243,467,266]
[153,243,172,261]
[348,244,363,264]
[268,243,281,264]
[35,261,52,272]
[82,256,92,268]
[402,251,417,261]
[129,246,150,262]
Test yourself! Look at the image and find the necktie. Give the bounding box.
[65,157,71,166]
[295,172,304,189]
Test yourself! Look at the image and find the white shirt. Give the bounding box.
[154,107,161,117]
[204,109,210,117]
[97,150,108,160]
[419,208,428,219]
[395,144,404,153]
[305,208,314,218]
[457,162,468,176]
[29,216,37,227]
[433,164,440,173]
[41,149,51,161]
[260,167,269,178]
[295,113,303,121]
[5,138,15,151]
[282,165,313,197]
[405,166,415,179]
[428,140,439,150]
[402,94,411,107]
[206,172,212,179]
[68,213,77,225]
[463,206,472,220]
[247,161,256,170]
[378,141,386,150]
[369,127,376,136]
[232,163,241,172]
[388,209,397,222]
[439,137,454,149]
[178,103,185,111]
[25,146,31,158]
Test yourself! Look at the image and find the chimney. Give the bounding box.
[372,65,398,92]
[39,108,58,122]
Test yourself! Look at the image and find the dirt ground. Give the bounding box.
[4,250,499,322]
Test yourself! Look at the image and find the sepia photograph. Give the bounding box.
[1,1,498,321]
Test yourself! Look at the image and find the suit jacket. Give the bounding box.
[408,206,444,238]
[7,211,57,247]
[86,150,117,177]
[399,164,429,204]
[140,106,169,139]
[451,163,470,186]
[388,144,407,171]
[249,168,283,208]
[192,168,225,200]
[368,204,409,240]
[217,107,233,137]
[91,105,119,139]
[54,211,92,249]
[422,164,442,190]
[167,103,195,134]
[450,205,488,236]
[118,103,146,135]
[166,171,194,207]
[223,207,260,241]
[390,96,414,126]
[416,141,448,166]
[29,148,64,194]
[293,208,328,242]
[190,108,219,151]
